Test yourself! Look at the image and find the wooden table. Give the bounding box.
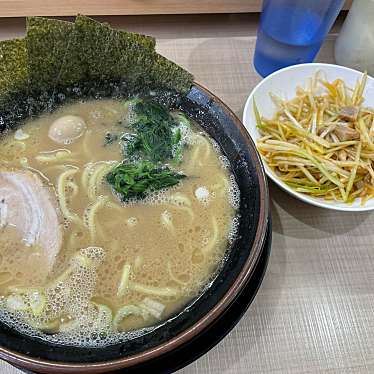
[0,0,352,17]
[1,13,374,374]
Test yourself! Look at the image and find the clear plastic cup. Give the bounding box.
[254,0,344,77]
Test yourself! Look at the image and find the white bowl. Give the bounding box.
[243,63,374,212]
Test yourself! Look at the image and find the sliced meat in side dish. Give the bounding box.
[338,106,359,122]
[334,124,360,142]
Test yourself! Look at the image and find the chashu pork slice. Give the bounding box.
[0,169,63,274]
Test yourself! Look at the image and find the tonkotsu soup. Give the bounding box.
[0,98,239,347]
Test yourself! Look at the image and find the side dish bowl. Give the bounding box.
[243,63,374,212]
[0,83,269,373]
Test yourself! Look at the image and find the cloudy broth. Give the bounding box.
[0,99,239,346]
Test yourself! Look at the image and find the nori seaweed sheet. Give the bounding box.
[73,15,118,81]
[26,17,84,89]
[74,15,191,93]
[0,38,28,103]
[74,15,156,83]
[0,15,193,130]
[149,54,193,93]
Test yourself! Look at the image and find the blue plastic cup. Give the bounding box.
[254,0,345,77]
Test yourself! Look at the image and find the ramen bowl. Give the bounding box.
[0,82,269,373]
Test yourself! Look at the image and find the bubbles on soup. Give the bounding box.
[218,155,230,169]
[228,174,240,209]
[228,215,240,244]
[126,217,138,227]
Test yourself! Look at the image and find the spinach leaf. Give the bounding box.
[106,101,190,202]
[123,100,183,163]
[106,161,185,201]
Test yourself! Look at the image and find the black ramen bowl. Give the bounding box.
[0,83,269,373]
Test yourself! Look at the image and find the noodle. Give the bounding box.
[81,162,95,191]
[202,216,219,254]
[129,282,179,297]
[160,210,175,234]
[134,256,143,271]
[212,175,229,197]
[0,272,12,285]
[189,135,211,169]
[167,193,194,220]
[84,196,109,241]
[66,181,79,197]
[167,261,189,286]
[57,167,84,226]
[35,149,75,164]
[117,264,131,297]
[2,141,26,161]
[87,162,116,201]
[113,305,149,331]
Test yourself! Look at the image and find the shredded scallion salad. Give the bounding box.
[255,71,374,204]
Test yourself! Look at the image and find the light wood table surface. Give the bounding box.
[1,13,373,374]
